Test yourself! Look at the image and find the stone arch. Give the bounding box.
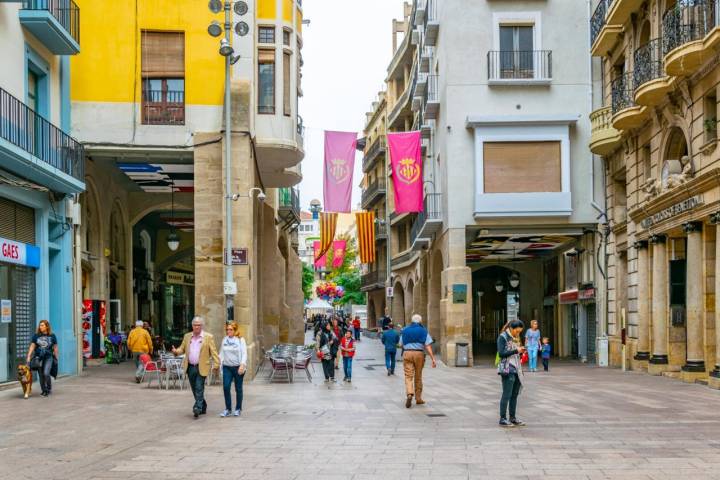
[367,297,377,329]
[427,250,444,342]
[637,19,651,48]
[406,278,415,325]
[129,200,194,227]
[391,281,406,326]
[660,125,692,175]
[109,199,131,327]
[81,176,104,299]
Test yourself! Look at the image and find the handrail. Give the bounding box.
[487,50,552,80]
[22,0,80,45]
[633,39,663,89]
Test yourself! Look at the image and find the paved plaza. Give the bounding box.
[1,336,720,480]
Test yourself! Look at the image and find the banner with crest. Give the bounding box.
[331,240,347,269]
[388,131,423,213]
[323,130,357,213]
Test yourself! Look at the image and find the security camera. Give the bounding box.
[231,193,240,201]
[257,191,266,202]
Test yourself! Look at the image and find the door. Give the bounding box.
[499,25,534,78]
[569,304,579,358]
[586,304,597,364]
[91,301,101,358]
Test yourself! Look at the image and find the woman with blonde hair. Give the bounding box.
[218,321,247,417]
[26,320,58,397]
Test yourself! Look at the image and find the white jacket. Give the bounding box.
[219,336,247,367]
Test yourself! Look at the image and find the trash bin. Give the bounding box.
[456,342,469,367]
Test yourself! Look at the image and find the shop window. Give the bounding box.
[259,26,275,44]
[258,49,275,114]
[703,91,717,143]
[141,31,185,125]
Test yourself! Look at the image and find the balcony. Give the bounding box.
[414,0,426,27]
[0,87,84,194]
[142,89,185,125]
[361,269,386,292]
[662,0,718,77]
[362,136,385,173]
[388,72,415,129]
[278,187,300,230]
[589,106,622,156]
[611,72,647,130]
[420,46,433,73]
[376,222,387,241]
[424,74,439,120]
[19,0,80,55]
[423,0,439,46]
[590,0,623,56]
[633,39,673,107]
[605,0,645,28]
[391,249,418,270]
[410,193,442,251]
[361,178,386,209]
[487,51,552,85]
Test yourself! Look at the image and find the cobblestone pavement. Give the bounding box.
[2,334,720,480]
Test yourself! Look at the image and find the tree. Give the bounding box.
[333,270,366,306]
[302,262,315,301]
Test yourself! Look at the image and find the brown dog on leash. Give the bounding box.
[17,364,32,399]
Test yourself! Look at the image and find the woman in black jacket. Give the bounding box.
[316,322,337,383]
[497,319,526,427]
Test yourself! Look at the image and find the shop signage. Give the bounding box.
[452,284,467,304]
[224,248,248,266]
[558,289,579,304]
[0,299,11,323]
[579,287,595,300]
[0,237,40,268]
[640,195,704,229]
[386,287,394,298]
[166,271,194,285]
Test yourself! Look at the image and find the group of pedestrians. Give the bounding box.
[315,316,358,383]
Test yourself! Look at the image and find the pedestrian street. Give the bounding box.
[1,333,720,480]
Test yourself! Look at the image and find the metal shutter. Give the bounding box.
[13,266,35,365]
[0,197,35,244]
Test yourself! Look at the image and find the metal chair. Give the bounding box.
[139,353,164,389]
[293,351,313,382]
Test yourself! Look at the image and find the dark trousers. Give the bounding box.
[222,365,245,411]
[321,358,334,380]
[39,356,53,393]
[186,365,207,413]
[542,358,549,371]
[354,328,361,341]
[500,373,522,420]
[342,356,353,379]
[385,350,396,373]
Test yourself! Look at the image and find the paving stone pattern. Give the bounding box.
[1,335,720,480]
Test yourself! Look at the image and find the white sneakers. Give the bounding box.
[220,409,241,417]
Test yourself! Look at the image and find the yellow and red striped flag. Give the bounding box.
[355,211,376,264]
[316,212,338,261]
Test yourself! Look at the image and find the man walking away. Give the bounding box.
[400,314,436,408]
[381,322,400,375]
[127,320,153,383]
[172,316,220,418]
[352,316,362,341]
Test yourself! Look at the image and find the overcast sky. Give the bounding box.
[298,0,405,212]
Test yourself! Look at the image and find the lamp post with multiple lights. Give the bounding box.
[207,0,250,323]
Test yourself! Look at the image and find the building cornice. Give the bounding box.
[466,115,580,128]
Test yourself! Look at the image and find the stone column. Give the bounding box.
[681,222,706,381]
[710,218,720,389]
[633,240,650,363]
[648,234,669,375]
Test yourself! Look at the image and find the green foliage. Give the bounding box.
[333,270,366,306]
[302,262,315,301]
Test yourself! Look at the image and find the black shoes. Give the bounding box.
[193,408,200,418]
[387,371,391,376]
[405,394,413,409]
[40,391,48,397]
[510,418,525,426]
[499,418,513,427]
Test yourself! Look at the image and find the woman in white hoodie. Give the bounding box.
[219,321,247,417]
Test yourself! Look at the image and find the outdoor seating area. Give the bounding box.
[258,344,315,383]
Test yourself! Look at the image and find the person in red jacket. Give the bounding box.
[340,330,356,383]
[352,316,362,341]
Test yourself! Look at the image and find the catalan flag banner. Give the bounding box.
[317,212,338,262]
[388,131,423,213]
[355,211,376,264]
[323,130,357,213]
[331,240,347,269]
[313,241,327,269]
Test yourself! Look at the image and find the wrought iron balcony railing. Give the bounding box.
[142,90,185,125]
[22,0,80,46]
[611,72,635,114]
[487,50,552,81]
[361,178,386,208]
[662,0,718,56]
[634,39,664,88]
[361,269,386,289]
[0,87,84,183]
[362,136,385,172]
[410,193,442,245]
[590,0,614,46]
[279,187,300,212]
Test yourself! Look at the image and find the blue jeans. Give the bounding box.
[528,349,539,370]
[222,365,245,411]
[342,356,353,379]
[385,350,396,373]
[354,328,361,341]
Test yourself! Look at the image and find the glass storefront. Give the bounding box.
[0,263,35,383]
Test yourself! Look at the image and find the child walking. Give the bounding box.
[340,330,356,383]
[541,337,551,371]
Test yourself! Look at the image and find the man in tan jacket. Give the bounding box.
[172,316,220,418]
[127,320,153,383]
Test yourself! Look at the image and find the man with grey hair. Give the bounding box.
[127,320,153,383]
[400,314,436,408]
[173,316,220,418]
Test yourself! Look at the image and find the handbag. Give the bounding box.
[520,351,529,365]
[316,350,324,360]
[29,356,42,371]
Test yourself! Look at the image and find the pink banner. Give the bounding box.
[323,130,357,213]
[388,131,423,213]
[331,240,347,269]
[313,241,326,269]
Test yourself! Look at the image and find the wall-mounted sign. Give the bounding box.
[166,271,194,285]
[386,287,394,298]
[0,299,11,323]
[452,284,467,304]
[225,248,248,265]
[0,237,40,268]
[579,286,595,301]
[640,195,703,229]
[558,289,579,304]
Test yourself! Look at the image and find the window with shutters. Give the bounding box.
[0,197,36,244]
[283,52,291,116]
[141,31,185,125]
[258,49,275,114]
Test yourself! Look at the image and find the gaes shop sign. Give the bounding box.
[0,237,40,268]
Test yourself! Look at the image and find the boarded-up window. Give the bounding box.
[483,141,561,193]
[283,52,291,116]
[141,31,185,78]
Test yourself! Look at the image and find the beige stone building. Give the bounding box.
[590,0,720,387]
[71,0,306,377]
